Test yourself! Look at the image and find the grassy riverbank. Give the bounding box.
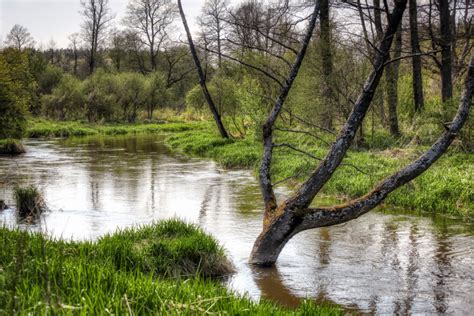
[0,220,339,314]
[24,119,473,218]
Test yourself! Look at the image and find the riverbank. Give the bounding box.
[0,219,340,314]
[24,119,473,218]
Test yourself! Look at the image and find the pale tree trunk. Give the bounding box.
[177,0,229,139]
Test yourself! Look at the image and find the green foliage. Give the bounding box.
[37,64,63,95]
[0,52,28,139]
[144,71,170,119]
[0,221,340,314]
[82,70,121,122]
[165,124,474,218]
[26,119,201,138]
[41,74,85,120]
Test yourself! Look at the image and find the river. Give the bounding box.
[0,135,473,314]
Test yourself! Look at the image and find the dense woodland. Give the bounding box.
[1,0,472,150]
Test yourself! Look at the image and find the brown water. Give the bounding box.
[1,135,473,315]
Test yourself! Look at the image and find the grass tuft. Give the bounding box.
[13,185,47,218]
[0,221,341,314]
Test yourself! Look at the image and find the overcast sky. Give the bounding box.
[0,0,238,48]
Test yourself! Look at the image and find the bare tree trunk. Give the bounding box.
[440,0,453,102]
[320,0,334,130]
[374,0,387,126]
[251,0,409,266]
[178,0,229,139]
[73,51,78,76]
[387,28,402,137]
[409,0,424,112]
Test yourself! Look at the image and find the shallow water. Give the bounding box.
[0,135,473,314]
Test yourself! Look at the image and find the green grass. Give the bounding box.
[26,119,204,138]
[23,119,474,218]
[13,185,47,218]
[0,220,341,315]
[165,128,473,219]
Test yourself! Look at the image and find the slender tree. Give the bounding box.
[68,33,81,76]
[319,0,334,130]
[199,0,229,69]
[439,0,453,102]
[80,0,114,74]
[177,0,229,138]
[409,0,424,112]
[124,0,176,71]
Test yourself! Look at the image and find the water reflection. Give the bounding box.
[0,135,473,314]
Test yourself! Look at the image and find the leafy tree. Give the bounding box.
[42,74,85,120]
[0,56,27,139]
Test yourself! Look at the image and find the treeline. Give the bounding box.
[0,0,473,148]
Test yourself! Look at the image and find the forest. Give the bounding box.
[0,0,473,314]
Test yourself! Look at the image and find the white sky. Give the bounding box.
[0,0,238,48]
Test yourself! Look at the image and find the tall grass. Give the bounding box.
[0,220,341,315]
[13,185,47,218]
[26,119,204,138]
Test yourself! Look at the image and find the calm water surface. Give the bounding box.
[0,135,473,315]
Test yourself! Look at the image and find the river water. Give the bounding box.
[0,135,473,314]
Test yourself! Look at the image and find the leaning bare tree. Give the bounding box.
[80,0,114,74]
[177,0,230,138]
[248,0,473,265]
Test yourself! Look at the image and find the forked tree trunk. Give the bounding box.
[251,55,473,265]
[177,0,229,139]
[251,0,473,266]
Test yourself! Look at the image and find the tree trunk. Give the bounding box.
[252,0,410,266]
[373,0,387,126]
[386,28,402,137]
[151,47,157,71]
[73,52,78,76]
[439,0,453,102]
[319,0,334,130]
[251,56,473,266]
[409,0,424,112]
[177,0,229,139]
